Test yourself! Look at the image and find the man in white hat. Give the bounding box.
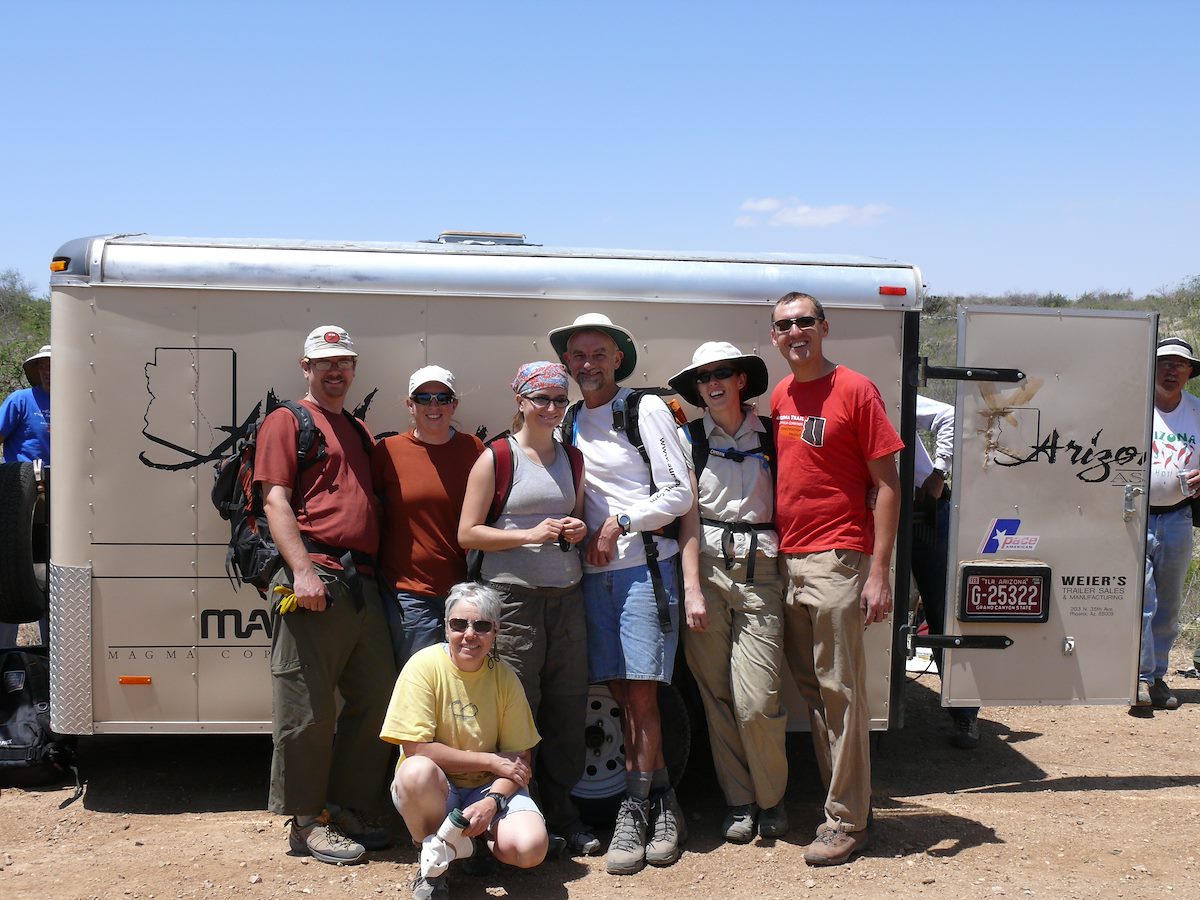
[0,345,52,646]
[549,313,695,875]
[1135,336,1200,714]
[769,292,902,866]
[254,325,396,865]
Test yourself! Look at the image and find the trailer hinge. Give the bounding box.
[915,357,1026,387]
[900,623,1014,657]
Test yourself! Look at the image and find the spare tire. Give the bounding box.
[0,462,49,624]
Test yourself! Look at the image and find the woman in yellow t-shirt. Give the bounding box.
[381,582,548,897]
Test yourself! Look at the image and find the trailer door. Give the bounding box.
[941,306,1156,706]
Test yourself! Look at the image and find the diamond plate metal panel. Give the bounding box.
[49,563,93,735]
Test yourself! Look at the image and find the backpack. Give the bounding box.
[465,435,585,581]
[560,388,689,632]
[685,415,777,482]
[211,392,373,594]
[0,646,81,802]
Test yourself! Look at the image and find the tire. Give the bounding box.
[571,682,691,827]
[0,463,50,625]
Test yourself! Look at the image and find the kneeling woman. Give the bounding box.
[382,582,548,899]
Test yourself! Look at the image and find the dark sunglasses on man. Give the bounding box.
[772,315,823,333]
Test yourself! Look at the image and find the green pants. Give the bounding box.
[268,565,397,816]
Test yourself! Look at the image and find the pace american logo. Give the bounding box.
[979,518,1040,554]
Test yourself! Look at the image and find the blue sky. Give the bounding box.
[3,2,1197,298]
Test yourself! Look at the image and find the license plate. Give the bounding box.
[959,567,1050,622]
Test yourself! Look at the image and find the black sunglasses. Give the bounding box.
[448,617,494,634]
[694,366,737,384]
[412,391,456,405]
[525,394,571,409]
[773,315,823,333]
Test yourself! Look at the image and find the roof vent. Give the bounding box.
[433,230,532,246]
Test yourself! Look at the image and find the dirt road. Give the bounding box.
[4,668,1200,899]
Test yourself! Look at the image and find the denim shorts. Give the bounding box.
[582,561,679,683]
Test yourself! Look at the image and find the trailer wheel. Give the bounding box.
[571,682,691,827]
[0,462,50,625]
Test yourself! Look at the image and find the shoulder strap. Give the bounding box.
[279,400,321,470]
[486,437,516,524]
[561,400,584,448]
[341,408,374,455]
[562,442,584,502]
[686,418,710,479]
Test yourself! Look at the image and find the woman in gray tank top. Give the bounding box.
[458,361,599,857]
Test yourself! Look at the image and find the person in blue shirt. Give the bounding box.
[0,345,51,647]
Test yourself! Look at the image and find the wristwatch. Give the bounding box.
[617,514,632,535]
[486,791,508,814]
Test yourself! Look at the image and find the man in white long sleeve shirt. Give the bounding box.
[911,395,980,748]
[550,313,695,877]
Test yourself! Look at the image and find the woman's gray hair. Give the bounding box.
[444,581,503,631]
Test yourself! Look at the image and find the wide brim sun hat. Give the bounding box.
[668,341,769,409]
[547,313,638,383]
[1157,337,1200,380]
[22,345,50,387]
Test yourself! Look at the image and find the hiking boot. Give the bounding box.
[721,804,758,844]
[758,800,789,838]
[645,787,686,867]
[411,871,449,900]
[287,812,366,864]
[803,827,869,866]
[951,712,979,750]
[605,796,650,875]
[566,828,602,856]
[816,807,873,838]
[1135,680,1152,707]
[1150,678,1180,710]
[326,803,392,850]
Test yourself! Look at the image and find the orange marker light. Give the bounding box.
[50,257,69,272]
[879,286,907,296]
[118,676,153,685]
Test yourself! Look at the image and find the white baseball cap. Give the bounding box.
[409,365,456,396]
[303,326,357,360]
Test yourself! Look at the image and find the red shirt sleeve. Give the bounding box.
[253,408,301,489]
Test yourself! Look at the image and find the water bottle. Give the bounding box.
[419,808,475,878]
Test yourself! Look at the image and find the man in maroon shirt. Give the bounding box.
[255,326,396,865]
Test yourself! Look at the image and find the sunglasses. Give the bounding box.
[525,394,571,409]
[694,366,737,384]
[308,358,356,371]
[412,391,456,405]
[773,315,823,333]
[448,617,494,634]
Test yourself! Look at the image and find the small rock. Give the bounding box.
[922,877,936,885]
[804,879,817,888]
[249,875,261,884]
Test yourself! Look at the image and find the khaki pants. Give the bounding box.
[684,554,787,809]
[781,549,872,833]
[268,566,397,817]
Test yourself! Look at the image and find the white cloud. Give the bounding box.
[740,197,784,213]
[735,197,890,228]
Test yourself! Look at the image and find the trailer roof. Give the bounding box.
[51,233,923,309]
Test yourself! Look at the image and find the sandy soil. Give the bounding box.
[4,663,1200,900]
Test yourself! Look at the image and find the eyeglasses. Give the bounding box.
[448,618,494,634]
[773,316,823,333]
[307,358,356,371]
[694,366,737,384]
[412,392,456,405]
[524,394,571,409]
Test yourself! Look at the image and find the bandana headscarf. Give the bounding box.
[511,361,569,396]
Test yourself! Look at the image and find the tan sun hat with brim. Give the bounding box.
[22,345,50,387]
[548,313,638,382]
[1157,337,1200,379]
[668,341,769,409]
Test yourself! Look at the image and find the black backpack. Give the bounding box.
[685,415,777,482]
[0,646,81,801]
[211,392,372,594]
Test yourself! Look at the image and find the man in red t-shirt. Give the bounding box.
[769,292,902,867]
[254,325,396,866]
